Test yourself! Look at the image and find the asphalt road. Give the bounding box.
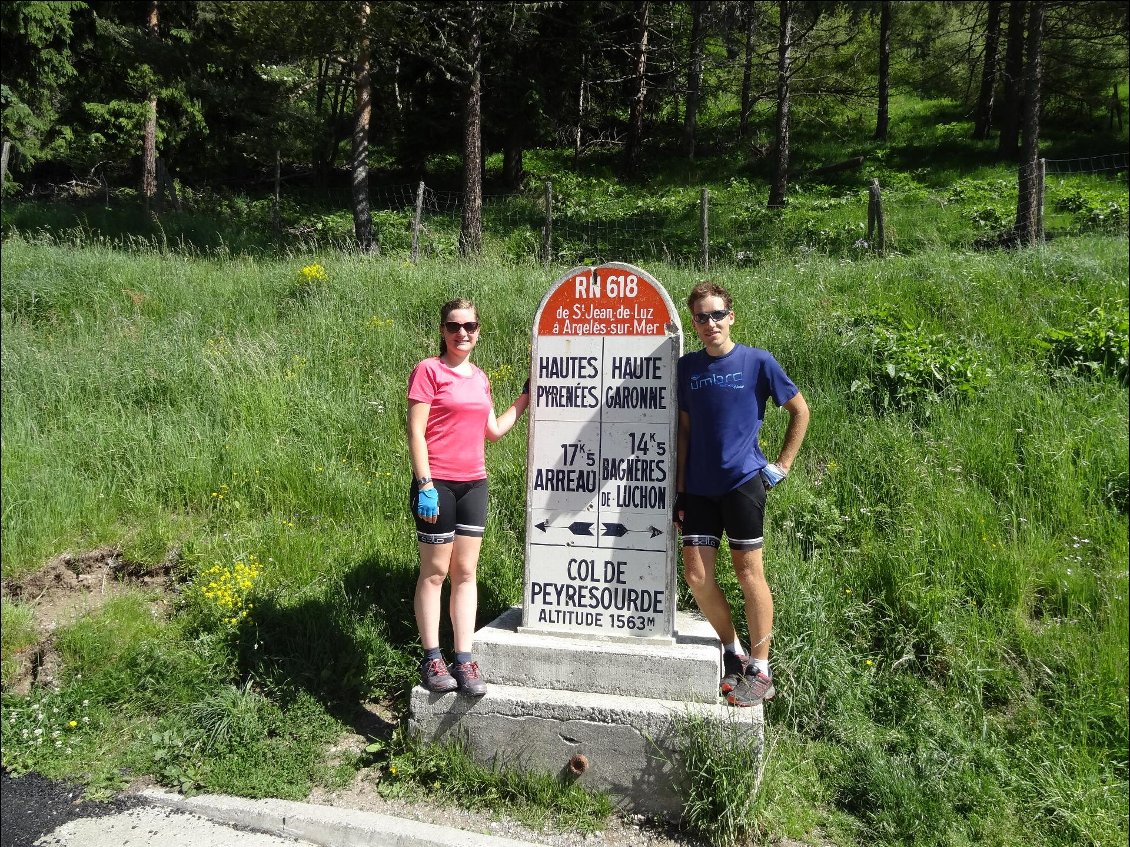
[1,767,548,847]
[1,769,314,847]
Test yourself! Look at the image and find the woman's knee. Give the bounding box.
[418,547,453,584]
[418,566,449,589]
[448,557,479,585]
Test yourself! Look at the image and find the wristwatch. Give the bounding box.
[416,477,432,488]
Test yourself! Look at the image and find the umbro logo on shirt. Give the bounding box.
[689,372,745,390]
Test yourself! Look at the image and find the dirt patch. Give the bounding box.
[1,547,178,695]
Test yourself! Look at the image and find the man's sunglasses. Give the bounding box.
[692,309,731,325]
[443,321,481,333]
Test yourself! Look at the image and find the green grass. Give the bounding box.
[364,728,612,832]
[674,710,767,847]
[1,219,1127,845]
[0,599,38,686]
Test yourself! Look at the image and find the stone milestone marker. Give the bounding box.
[410,263,765,816]
[524,262,681,643]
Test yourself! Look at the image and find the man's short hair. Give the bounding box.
[687,281,733,311]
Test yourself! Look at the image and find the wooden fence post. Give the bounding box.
[273,149,281,232]
[542,179,553,266]
[411,180,425,263]
[867,178,886,255]
[1036,157,1046,243]
[700,187,710,271]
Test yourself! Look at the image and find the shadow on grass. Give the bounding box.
[227,547,426,735]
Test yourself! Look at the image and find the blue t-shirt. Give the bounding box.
[677,343,798,497]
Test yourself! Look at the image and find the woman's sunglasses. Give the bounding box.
[692,309,731,325]
[443,321,481,333]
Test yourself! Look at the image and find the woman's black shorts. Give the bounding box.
[410,478,489,545]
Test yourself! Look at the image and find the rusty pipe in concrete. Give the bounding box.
[568,754,589,776]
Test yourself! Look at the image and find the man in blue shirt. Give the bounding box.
[675,281,810,707]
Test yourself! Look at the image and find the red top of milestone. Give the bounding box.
[536,265,675,336]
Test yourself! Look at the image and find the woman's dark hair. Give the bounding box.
[439,298,478,357]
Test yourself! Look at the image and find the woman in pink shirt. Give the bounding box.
[407,299,529,695]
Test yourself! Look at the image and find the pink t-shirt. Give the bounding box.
[407,357,493,481]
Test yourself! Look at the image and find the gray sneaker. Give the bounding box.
[419,657,457,693]
[720,652,749,695]
[450,661,487,696]
[726,669,775,707]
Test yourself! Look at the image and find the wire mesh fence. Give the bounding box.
[5,152,1125,262]
[352,153,1128,266]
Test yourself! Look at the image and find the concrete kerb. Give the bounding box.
[139,788,546,847]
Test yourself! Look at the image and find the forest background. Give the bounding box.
[1,0,1127,250]
[1,2,1129,847]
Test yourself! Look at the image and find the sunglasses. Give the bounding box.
[443,320,480,333]
[692,309,731,325]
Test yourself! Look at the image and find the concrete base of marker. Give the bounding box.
[408,607,765,816]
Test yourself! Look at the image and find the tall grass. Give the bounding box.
[1,231,1127,846]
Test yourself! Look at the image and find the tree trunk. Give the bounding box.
[873,0,891,141]
[312,56,329,170]
[503,135,524,190]
[141,0,159,215]
[332,60,353,170]
[1,140,10,197]
[1013,1,1043,246]
[973,0,1002,140]
[319,59,352,175]
[392,55,403,120]
[459,3,484,256]
[768,0,793,208]
[997,0,1026,158]
[739,1,757,140]
[574,53,587,164]
[351,1,374,253]
[624,1,650,177]
[682,1,705,160]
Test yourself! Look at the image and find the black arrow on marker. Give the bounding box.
[602,523,665,538]
[535,520,595,536]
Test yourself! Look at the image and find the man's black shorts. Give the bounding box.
[681,474,766,551]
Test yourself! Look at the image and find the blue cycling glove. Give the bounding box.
[416,486,439,519]
[760,462,787,489]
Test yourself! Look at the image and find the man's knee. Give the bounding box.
[681,550,715,591]
[683,567,713,593]
[732,552,766,585]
